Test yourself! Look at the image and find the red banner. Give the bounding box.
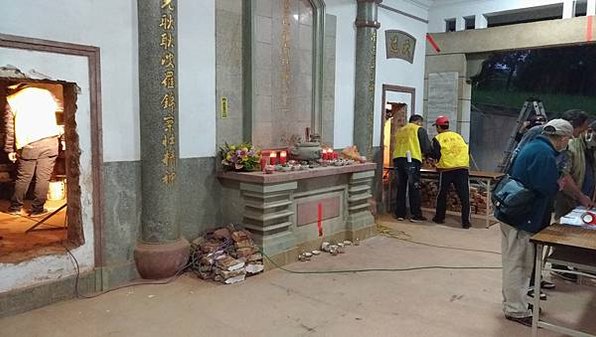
[317,203,323,237]
[426,33,441,53]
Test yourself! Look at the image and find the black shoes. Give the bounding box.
[430,217,470,229]
[541,280,556,289]
[505,315,533,327]
[393,214,405,221]
[410,215,427,223]
[393,214,429,223]
[528,303,542,314]
[7,207,22,216]
[29,208,50,218]
[5,207,52,218]
[527,280,555,301]
[527,288,547,300]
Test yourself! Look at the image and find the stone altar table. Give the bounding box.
[218,163,377,267]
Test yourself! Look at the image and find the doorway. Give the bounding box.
[0,78,83,263]
[379,84,415,213]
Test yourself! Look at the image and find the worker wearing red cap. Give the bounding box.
[430,116,472,229]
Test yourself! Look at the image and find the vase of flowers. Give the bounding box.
[219,142,261,171]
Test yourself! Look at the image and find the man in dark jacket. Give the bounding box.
[4,84,62,217]
[497,119,573,327]
[512,110,591,287]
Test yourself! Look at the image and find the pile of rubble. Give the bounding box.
[190,225,264,284]
[298,239,360,261]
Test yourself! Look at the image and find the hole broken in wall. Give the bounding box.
[382,102,407,214]
[0,68,84,264]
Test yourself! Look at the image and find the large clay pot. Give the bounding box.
[289,142,322,161]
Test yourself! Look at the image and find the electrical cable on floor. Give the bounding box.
[62,223,502,298]
[61,243,189,299]
[376,223,502,255]
[256,223,502,274]
[259,247,502,274]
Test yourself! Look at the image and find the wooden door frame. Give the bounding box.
[379,84,416,213]
[380,84,416,158]
[0,33,104,267]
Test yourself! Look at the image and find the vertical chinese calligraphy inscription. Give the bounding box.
[353,0,382,162]
[159,1,177,185]
[135,0,189,279]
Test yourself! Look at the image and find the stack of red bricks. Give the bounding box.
[191,225,264,284]
[420,182,488,215]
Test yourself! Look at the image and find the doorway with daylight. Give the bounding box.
[380,84,415,213]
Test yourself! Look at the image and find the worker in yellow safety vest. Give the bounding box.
[392,114,431,222]
[429,115,472,229]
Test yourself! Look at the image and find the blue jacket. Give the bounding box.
[498,135,559,233]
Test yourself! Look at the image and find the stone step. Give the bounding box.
[243,221,292,234]
[244,210,294,222]
[348,203,370,212]
[348,193,372,203]
[348,185,370,193]
[245,200,292,210]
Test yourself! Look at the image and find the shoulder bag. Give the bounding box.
[491,174,535,219]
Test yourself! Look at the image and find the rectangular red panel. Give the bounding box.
[296,196,340,226]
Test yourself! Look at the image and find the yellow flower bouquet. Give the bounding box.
[219,142,261,171]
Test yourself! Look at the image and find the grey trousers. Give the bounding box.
[10,137,58,212]
[500,222,534,318]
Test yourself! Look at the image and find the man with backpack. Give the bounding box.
[496,119,573,327]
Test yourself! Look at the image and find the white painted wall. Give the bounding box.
[0,0,217,294]
[1,0,139,162]
[1,0,218,161]
[374,0,429,147]
[326,0,357,148]
[385,91,414,108]
[0,49,95,292]
[428,0,582,32]
[178,0,217,158]
[327,0,429,149]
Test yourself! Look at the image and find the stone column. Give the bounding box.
[353,0,382,161]
[135,0,189,279]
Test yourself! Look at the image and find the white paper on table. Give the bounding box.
[559,206,595,227]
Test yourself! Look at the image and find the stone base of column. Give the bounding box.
[134,238,190,279]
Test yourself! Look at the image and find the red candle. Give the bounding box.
[325,149,332,160]
[279,150,287,165]
[269,152,277,165]
[333,151,338,160]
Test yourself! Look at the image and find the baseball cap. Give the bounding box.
[433,116,449,126]
[542,119,573,137]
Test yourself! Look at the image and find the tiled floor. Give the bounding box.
[0,214,594,337]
